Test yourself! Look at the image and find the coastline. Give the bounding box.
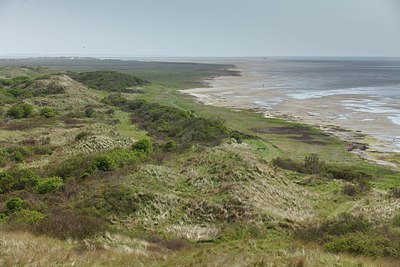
[181,62,399,168]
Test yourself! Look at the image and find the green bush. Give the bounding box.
[75,131,92,141]
[296,213,371,243]
[91,156,117,172]
[36,176,64,194]
[6,103,34,119]
[132,138,153,155]
[6,106,24,118]
[325,232,393,257]
[40,107,56,118]
[69,71,148,93]
[10,209,45,224]
[85,107,96,118]
[162,140,177,152]
[0,169,40,193]
[6,197,26,212]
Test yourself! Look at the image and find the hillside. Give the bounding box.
[0,62,400,266]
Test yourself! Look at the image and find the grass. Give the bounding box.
[0,61,399,266]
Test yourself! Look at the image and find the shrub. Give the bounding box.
[342,183,357,196]
[6,103,34,118]
[132,138,153,155]
[6,106,24,118]
[75,131,92,141]
[6,197,26,212]
[32,210,107,239]
[162,140,177,152]
[393,213,400,227]
[19,103,34,117]
[303,154,326,174]
[40,107,56,118]
[326,166,372,181]
[271,157,303,172]
[296,213,371,243]
[0,169,40,193]
[324,232,391,257]
[389,187,400,198]
[91,156,117,172]
[84,107,96,118]
[36,176,64,194]
[10,209,45,224]
[69,71,148,93]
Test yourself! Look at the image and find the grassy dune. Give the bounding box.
[0,59,399,266]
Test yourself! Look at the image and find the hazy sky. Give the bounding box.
[0,0,399,57]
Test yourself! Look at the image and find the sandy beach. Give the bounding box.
[181,60,400,167]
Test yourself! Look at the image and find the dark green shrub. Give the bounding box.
[326,166,372,181]
[303,154,326,174]
[85,107,96,118]
[342,183,357,196]
[75,131,92,141]
[389,187,400,198]
[40,107,56,118]
[6,105,24,118]
[271,157,303,172]
[91,156,117,172]
[0,169,40,193]
[132,138,153,155]
[6,103,34,118]
[325,232,392,257]
[162,140,177,152]
[6,197,26,212]
[36,176,64,194]
[69,71,148,93]
[19,103,34,117]
[296,213,371,243]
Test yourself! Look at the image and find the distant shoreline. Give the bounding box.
[181,60,400,168]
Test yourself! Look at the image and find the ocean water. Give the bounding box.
[207,58,400,152]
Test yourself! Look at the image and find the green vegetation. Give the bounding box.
[0,61,399,266]
[39,107,56,118]
[36,176,64,194]
[68,71,149,93]
[6,197,26,212]
[6,103,34,118]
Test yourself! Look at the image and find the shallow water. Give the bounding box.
[201,58,400,152]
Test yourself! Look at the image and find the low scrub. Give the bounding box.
[36,176,64,194]
[0,169,40,193]
[297,213,400,258]
[69,71,149,93]
[6,197,26,212]
[32,210,107,240]
[104,96,243,146]
[6,103,34,119]
[272,154,373,182]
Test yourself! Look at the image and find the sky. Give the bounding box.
[0,0,399,57]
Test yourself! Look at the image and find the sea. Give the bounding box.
[196,58,400,152]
